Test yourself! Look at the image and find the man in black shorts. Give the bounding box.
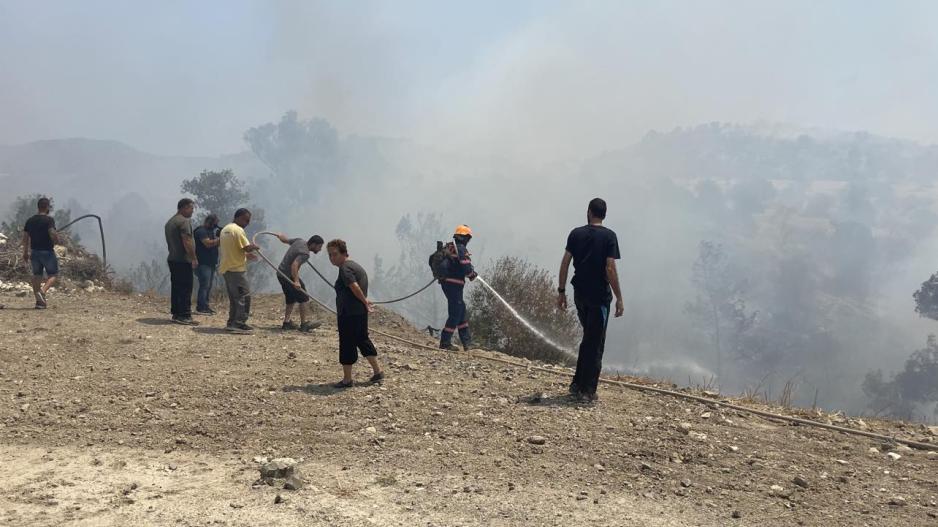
[327,239,384,388]
[22,197,60,309]
[274,233,323,331]
[557,198,624,402]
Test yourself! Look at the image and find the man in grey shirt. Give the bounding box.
[274,233,324,332]
[164,198,199,325]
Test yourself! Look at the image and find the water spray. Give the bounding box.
[475,276,574,356]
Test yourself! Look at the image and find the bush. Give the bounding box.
[468,256,579,366]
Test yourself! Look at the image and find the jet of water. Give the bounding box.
[475,276,574,356]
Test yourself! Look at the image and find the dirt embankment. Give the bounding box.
[1,290,936,526]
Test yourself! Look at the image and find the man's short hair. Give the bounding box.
[177,198,194,210]
[37,197,51,211]
[588,197,607,219]
[204,213,219,226]
[233,208,251,220]
[308,235,324,246]
[327,239,348,255]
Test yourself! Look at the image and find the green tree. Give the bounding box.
[244,111,341,207]
[180,169,248,223]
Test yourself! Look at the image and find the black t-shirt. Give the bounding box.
[334,260,369,316]
[565,224,620,304]
[24,214,56,251]
[194,225,221,266]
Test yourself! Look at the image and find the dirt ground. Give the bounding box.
[1,288,937,526]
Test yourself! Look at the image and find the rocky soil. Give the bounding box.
[1,289,937,526]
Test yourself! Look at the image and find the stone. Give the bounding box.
[927,426,938,437]
[274,494,284,504]
[888,496,906,506]
[896,445,914,453]
[283,474,304,491]
[886,452,902,461]
[678,422,693,434]
[680,479,692,488]
[732,510,742,519]
[260,459,296,479]
[526,436,547,445]
[792,476,809,489]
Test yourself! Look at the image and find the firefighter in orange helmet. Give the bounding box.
[439,225,477,351]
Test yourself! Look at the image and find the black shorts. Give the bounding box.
[338,314,378,365]
[277,275,309,304]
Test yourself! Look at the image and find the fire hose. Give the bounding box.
[253,231,437,305]
[57,214,107,270]
[248,232,937,452]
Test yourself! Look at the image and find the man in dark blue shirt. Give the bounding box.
[193,214,221,315]
[557,198,623,402]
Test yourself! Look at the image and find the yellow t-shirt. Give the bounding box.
[218,223,250,274]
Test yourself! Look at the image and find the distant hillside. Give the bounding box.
[582,122,938,184]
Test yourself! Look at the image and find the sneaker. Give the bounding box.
[299,321,321,332]
[440,343,460,352]
[236,322,254,332]
[333,380,353,389]
[34,303,47,310]
[225,324,251,334]
[172,317,199,326]
[282,320,299,331]
[195,308,215,316]
[369,372,385,384]
[568,382,580,396]
[583,391,599,404]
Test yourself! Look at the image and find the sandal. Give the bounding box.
[333,380,353,389]
[369,372,385,384]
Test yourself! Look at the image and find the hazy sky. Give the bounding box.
[2,0,937,159]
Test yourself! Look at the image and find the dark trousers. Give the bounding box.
[572,293,611,395]
[168,261,193,318]
[338,314,378,365]
[223,271,251,326]
[194,264,215,311]
[440,282,470,346]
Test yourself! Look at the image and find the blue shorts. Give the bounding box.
[30,250,59,277]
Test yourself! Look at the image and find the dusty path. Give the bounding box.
[1,290,937,526]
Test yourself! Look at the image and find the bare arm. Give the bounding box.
[22,232,30,262]
[49,227,59,245]
[606,257,624,317]
[556,250,573,309]
[349,282,374,313]
[183,234,197,266]
[290,259,302,284]
[276,233,291,244]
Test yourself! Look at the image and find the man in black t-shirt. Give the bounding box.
[557,198,623,402]
[193,214,221,315]
[327,238,384,389]
[22,197,60,309]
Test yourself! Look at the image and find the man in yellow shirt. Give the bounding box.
[219,208,260,333]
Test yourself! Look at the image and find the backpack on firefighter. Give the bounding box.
[428,240,457,282]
